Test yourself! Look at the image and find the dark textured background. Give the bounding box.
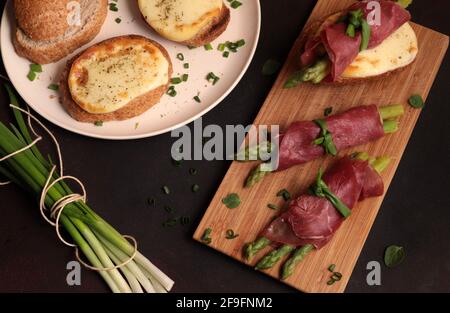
[0,0,449,293]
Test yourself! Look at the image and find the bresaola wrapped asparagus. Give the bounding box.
[243,104,403,187]
[245,153,390,279]
[277,105,384,171]
[263,156,384,249]
[301,1,411,81]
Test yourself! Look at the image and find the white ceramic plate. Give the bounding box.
[1,0,260,140]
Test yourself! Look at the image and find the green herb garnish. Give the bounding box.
[27,71,37,81]
[360,19,371,51]
[267,203,279,210]
[183,63,189,69]
[109,3,118,11]
[230,1,242,9]
[204,43,213,51]
[182,74,189,82]
[206,72,220,85]
[225,229,239,240]
[328,264,336,272]
[201,228,213,244]
[384,245,406,268]
[262,59,281,76]
[313,119,337,156]
[276,189,291,201]
[310,168,351,218]
[162,218,178,228]
[94,120,103,127]
[166,86,177,97]
[176,53,184,61]
[408,94,424,108]
[223,51,230,58]
[47,84,59,91]
[222,193,241,209]
[115,17,122,24]
[193,95,201,103]
[30,64,42,73]
[218,43,226,51]
[324,107,333,116]
[171,77,182,84]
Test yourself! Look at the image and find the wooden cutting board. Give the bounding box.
[193,0,449,293]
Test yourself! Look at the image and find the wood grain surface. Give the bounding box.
[193,0,449,293]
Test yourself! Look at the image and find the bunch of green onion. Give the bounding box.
[0,84,174,293]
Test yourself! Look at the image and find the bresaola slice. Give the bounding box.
[262,156,384,249]
[301,0,411,81]
[276,105,384,171]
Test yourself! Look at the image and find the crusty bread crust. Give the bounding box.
[14,0,70,41]
[13,0,108,64]
[182,4,231,47]
[299,11,417,85]
[59,35,173,123]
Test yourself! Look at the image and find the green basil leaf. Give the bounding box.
[384,245,406,268]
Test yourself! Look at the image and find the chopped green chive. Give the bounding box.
[171,77,182,84]
[225,229,239,240]
[328,264,336,272]
[162,185,170,195]
[230,1,242,9]
[188,45,196,50]
[176,53,185,61]
[47,84,59,91]
[332,272,342,281]
[276,189,291,201]
[182,74,189,82]
[30,64,42,73]
[166,86,177,97]
[162,218,178,228]
[94,121,103,127]
[236,39,246,47]
[218,43,226,51]
[183,63,189,69]
[201,228,213,244]
[324,107,333,116]
[327,279,336,286]
[27,71,37,81]
[115,17,122,24]
[109,3,118,11]
[206,72,220,85]
[193,95,201,103]
[267,203,279,210]
[192,184,200,193]
[408,94,424,108]
[204,43,213,51]
[223,51,230,58]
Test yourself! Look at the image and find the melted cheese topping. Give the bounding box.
[342,23,418,79]
[68,37,169,114]
[138,0,223,42]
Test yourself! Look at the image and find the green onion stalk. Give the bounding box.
[243,104,403,188]
[245,153,391,279]
[0,84,174,293]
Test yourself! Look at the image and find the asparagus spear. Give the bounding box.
[255,244,295,270]
[245,237,272,260]
[281,244,315,280]
[284,58,331,88]
[235,141,272,162]
[245,164,272,188]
